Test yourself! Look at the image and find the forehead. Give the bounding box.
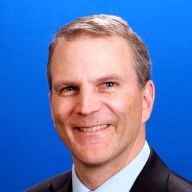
[50,36,137,82]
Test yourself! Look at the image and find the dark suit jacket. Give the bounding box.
[26,149,192,192]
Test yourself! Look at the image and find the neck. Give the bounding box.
[73,127,146,190]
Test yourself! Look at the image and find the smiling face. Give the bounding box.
[49,36,154,168]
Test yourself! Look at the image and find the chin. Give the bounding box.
[73,151,111,167]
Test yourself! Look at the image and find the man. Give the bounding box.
[26,14,192,192]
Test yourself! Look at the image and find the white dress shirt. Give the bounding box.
[72,141,150,192]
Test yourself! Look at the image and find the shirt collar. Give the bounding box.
[72,141,150,192]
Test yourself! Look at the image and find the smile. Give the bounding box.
[78,124,109,132]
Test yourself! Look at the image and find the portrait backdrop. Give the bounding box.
[0,0,192,191]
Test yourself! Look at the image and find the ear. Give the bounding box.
[49,92,55,124]
[142,80,155,123]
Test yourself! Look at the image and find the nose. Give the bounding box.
[75,88,102,115]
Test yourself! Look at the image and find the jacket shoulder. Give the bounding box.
[168,171,192,192]
[25,170,72,192]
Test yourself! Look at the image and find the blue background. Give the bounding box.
[0,0,192,191]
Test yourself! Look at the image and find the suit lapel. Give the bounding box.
[130,149,169,192]
[56,180,72,192]
[51,171,72,192]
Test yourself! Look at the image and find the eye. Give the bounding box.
[104,82,117,88]
[59,86,78,96]
[62,86,75,91]
[98,81,119,93]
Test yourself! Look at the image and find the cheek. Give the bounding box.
[51,99,74,125]
[104,94,133,116]
[105,93,143,126]
[51,99,76,146]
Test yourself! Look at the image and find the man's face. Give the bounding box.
[50,36,154,167]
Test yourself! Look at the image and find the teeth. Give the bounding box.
[79,124,108,132]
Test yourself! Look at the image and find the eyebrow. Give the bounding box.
[53,74,124,89]
[93,74,124,84]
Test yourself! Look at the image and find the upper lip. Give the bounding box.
[74,124,109,129]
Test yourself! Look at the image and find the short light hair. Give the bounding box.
[47,14,151,90]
